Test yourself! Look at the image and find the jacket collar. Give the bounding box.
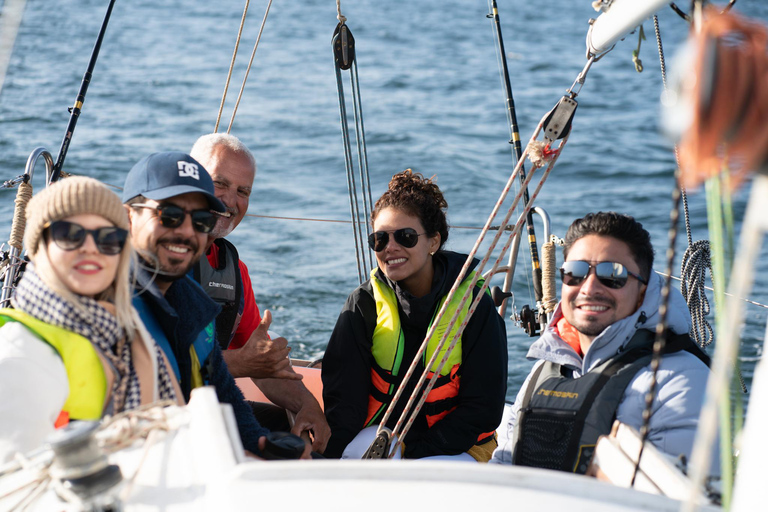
[134,266,221,346]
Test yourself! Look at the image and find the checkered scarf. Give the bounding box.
[12,266,176,412]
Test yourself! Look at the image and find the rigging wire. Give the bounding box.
[332,5,375,285]
[226,0,274,134]
[213,0,274,134]
[214,0,250,133]
[653,15,716,350]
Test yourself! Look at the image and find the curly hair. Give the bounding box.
[372,169,449,250]
[563,211,654,281]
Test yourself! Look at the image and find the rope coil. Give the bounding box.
[9,182,32,250]
[680,239,714,347]
[540,236,558,315]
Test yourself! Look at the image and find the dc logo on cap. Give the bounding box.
[177,161,200,180]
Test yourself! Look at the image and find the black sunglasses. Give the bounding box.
[45,221,128,256]
[560,260,648,290]
[131,203,217,234]
[368,228,425,252]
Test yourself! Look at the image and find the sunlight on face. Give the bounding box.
[44,214,121,298]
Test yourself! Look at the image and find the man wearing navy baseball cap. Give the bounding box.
[124,152,301,458]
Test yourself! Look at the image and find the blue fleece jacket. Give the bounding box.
[133,268,269,453]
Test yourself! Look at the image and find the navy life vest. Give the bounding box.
[193,238,243,350]
[513,330,710,474]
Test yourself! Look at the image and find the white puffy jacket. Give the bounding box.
[492,272,717,474]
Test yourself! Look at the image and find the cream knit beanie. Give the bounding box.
[24,176,129,257]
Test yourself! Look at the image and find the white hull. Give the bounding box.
[0,388,719,511]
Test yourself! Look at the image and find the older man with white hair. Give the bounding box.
[190,133,330,453]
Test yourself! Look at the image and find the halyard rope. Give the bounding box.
[653,13,715,349]
[213,0,274,134]
[214,0,250,133]
[226,0,274,134]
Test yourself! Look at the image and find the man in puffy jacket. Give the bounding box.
[491,212,714,475]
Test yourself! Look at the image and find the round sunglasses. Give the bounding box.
[131,203,217,234]
[368,228,425,252]
[44,220,128,255]
[560,260,648,290]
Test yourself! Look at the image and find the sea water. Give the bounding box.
[0,0,766,401]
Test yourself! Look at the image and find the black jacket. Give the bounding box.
[322,251,508,458]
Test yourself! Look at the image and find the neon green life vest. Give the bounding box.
[0,308,108,422]
[365,269,483,427]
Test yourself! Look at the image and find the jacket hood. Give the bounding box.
[527,271,692,373]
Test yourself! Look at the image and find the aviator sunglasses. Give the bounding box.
[368,228,425,252]
[131,203,217,234]
[560,260,648,290]
[45,221,128,255]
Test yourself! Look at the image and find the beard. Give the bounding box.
[566,296,617,338]
[139,236,201,281]
[210,208,237,239]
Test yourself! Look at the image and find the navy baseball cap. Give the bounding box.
[122,151,226,212]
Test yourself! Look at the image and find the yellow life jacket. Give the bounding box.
[0,308,108,426]
[364,269,493,446]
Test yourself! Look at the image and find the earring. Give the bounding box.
[430,251,435,256]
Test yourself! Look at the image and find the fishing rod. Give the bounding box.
[487,0,543,330]
[49,0,117,183]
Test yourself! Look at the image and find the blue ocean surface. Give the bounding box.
[1,0,766,401]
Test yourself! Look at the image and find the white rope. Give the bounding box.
[336,0,346,23]
[214,0,251,133]
[380,115,567,457]
[0,402,182,509]
[226,0,274,134]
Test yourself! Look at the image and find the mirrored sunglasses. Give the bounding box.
[131,203,217,234]
[45,220,128,255]
[560,260,648,290]
[367,228,424,252]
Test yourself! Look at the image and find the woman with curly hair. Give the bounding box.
[322,170,507,461]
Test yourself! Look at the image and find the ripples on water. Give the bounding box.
[1,0,766,400]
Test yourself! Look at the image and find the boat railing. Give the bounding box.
[484,205,553,333]
[0,147,54,307]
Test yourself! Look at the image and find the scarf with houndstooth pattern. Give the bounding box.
[12,265,177,412]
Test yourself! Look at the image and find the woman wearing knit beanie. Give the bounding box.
[0,177,183,462]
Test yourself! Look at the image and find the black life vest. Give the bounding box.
[513,330,710,474]
[193,238,243,350]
